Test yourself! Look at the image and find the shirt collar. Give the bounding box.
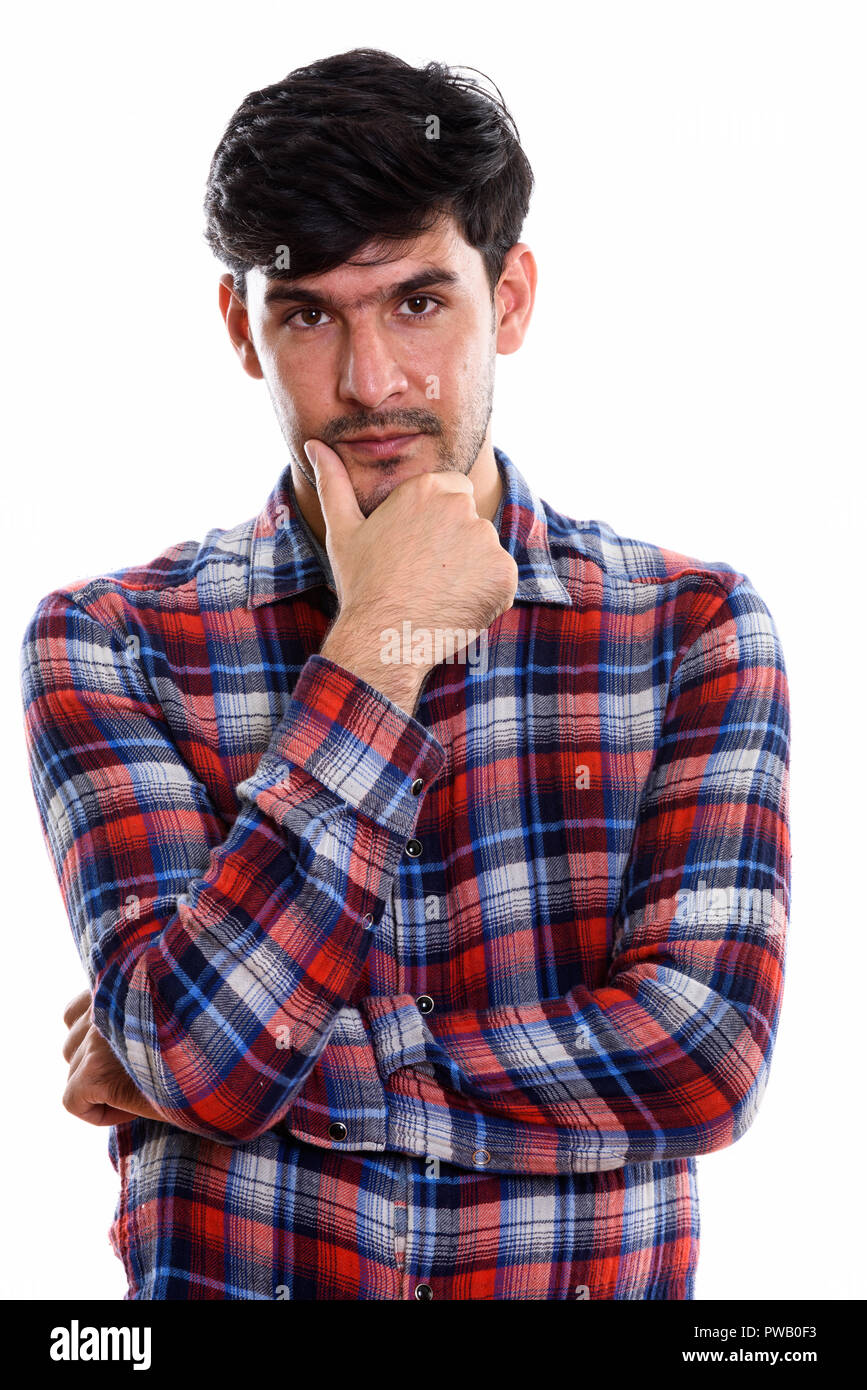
[246,446,572,609]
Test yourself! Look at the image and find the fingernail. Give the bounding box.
[303,441,318,469]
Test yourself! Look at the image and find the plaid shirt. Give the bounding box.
[20,447,790,1300]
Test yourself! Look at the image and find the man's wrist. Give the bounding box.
[320,613,430,717]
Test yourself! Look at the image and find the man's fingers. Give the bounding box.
[62,1011,91,1064]
[62,1044,139,1127]
[62,1015,168,1128]
[303,439,364,544]
[63,988,92,1029]
[419,470,474,494]
[81,1104,140,1127]
[61,1079,135,1128]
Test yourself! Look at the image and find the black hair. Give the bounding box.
[203,48,534,301]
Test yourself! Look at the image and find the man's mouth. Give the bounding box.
[338,432,425,460]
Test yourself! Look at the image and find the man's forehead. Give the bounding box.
[248,219,476,301]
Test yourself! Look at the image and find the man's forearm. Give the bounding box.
[320,613,429,717]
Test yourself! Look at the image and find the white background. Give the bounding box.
[2,0,864,1300]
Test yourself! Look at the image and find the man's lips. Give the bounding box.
[338,432,425,460]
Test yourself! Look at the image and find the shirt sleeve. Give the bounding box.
[20,590,445,1145]
[295,575,791,1175]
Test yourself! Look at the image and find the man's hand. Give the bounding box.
[306,439,519,712]
[62,989,165,1127]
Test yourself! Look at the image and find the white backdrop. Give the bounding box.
[3,0,864,1300]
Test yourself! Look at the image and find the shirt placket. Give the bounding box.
[383,872,408,1286]
[393,1156,410,1289]
[391,839,413,1289]
[392,695,440,1299]
[392,695,445,1301]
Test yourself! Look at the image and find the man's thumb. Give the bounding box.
[304,439,363,541]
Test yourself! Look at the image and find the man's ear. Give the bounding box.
[218,272,264,380]
[494,243,537,356]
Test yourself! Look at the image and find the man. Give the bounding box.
[21,48,790,1300]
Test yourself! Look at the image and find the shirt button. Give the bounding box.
[328,1122,347,1142]
[405,838,423,858]
[414,1283,433,1300]
[472,1148,490,1167]
[410,777,424,796]
[416,994,435,1015]
[362,912,374,929]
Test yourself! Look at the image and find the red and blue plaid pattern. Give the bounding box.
[20,448,790,1299]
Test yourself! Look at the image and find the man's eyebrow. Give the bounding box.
[262,265,461,312]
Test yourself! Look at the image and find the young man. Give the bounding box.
[21,48,790,1300]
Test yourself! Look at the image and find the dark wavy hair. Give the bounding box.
[203,48,534,301]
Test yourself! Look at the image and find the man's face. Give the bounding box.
[236,216,506,516]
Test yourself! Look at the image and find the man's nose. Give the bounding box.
[337,320,409,407]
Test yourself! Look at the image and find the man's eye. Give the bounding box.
[396,295,442,319]
[285,307,333,329]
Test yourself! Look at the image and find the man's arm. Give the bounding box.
[21,588,443,1144]
[36,454,517,1151]
[283,575,791,1173]
[68,572,788,1173]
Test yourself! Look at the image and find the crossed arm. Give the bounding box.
[26,576,790,1171]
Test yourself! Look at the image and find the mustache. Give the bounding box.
[324,412,442,443]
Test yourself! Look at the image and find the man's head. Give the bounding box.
[205,48,536,521]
